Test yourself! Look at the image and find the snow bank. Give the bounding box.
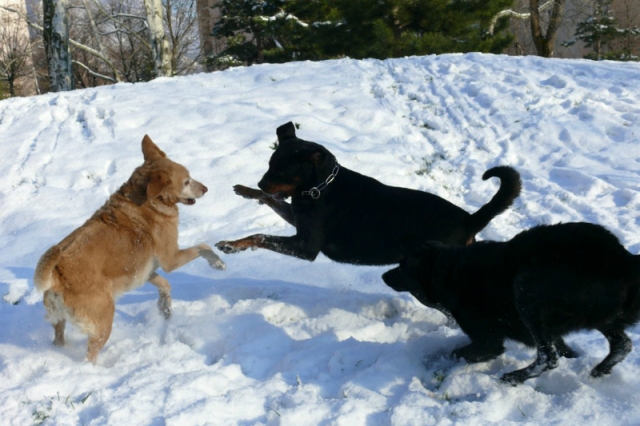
[1,53,639,425]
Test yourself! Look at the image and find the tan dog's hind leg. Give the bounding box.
[85,297,115,364]
[148,272,172,319]
[43,290,67,346]
[53,320,66,346]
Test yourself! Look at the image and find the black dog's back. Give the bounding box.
[384,222,640,383]
[303,164,521,265]
[507,223,640,333]
[317,167,472,264]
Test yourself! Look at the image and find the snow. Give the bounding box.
[1,53,640,425]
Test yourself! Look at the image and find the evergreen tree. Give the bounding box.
[299,0,515,59]
[565,0,627,60]
[212,0,311,65]
[211,0,515,65]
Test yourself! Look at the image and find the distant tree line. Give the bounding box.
[210,0,515,67]
[0,0,638,97]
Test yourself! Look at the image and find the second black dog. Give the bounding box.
[382,222,640,384]
[215,122,521,265]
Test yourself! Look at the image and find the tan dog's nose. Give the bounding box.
[202,185,208,194]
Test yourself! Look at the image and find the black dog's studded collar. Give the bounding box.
[302,163,340,199]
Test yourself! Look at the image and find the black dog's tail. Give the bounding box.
[465,166,521,238]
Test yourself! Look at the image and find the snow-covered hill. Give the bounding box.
[1,53,639,425]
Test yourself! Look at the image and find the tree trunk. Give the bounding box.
[529,0,566,57]
[144,0,172,77]
[43,0,74,91]
[196,0,214,71]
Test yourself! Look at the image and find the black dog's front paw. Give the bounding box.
[233,185,265,202]
[500,371,526,386]
[590,365,612,378]
[215,242,241,254]
[215,235,264,254]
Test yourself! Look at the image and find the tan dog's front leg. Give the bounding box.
[198,244,227,270]
[148,272,172,319]
[160,243,226,273]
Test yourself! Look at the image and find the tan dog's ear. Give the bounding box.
[147,170,172,200]
[142,135,167,161]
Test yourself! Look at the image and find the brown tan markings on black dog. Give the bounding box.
[382,222,640,384]
[34,135,225,364]
[216,122,521,268]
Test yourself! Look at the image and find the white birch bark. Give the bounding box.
[144,0,172,77]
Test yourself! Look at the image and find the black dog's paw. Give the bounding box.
[590,366,612,378]
[500,371,525,386]
[215,241,243,254]
[233,185,264,201]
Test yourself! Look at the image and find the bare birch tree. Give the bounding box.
[43,0,75,90]
[144,0,172,76]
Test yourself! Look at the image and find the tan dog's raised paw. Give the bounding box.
[198,244,226,270]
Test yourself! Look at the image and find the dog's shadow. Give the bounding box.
[3,266,624,405]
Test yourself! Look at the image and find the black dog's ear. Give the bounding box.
[296,143,330,167]
[309,149,326,166]
[276,122,297,142]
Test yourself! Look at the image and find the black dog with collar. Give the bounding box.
[215,122,521,265]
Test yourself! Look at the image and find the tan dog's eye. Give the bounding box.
[184,180,190,186]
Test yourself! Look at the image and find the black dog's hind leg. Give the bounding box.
[502,273,560,385]
[590,328,632,378]
[501,341,558,385]
[233,185,295,225]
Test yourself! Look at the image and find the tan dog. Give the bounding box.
[34,135,225,363]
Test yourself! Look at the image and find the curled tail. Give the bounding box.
[34,246,62,292]
[466,166,522,237]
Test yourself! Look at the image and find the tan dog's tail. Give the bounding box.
[34,246,62,292]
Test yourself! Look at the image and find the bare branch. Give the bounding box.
[489,0,554,34]
[79,0,123,82]
[72,59,116,82]
[89,0,151,49]
[1,4,120,69]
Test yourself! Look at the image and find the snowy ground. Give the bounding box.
[1,53,640,425]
